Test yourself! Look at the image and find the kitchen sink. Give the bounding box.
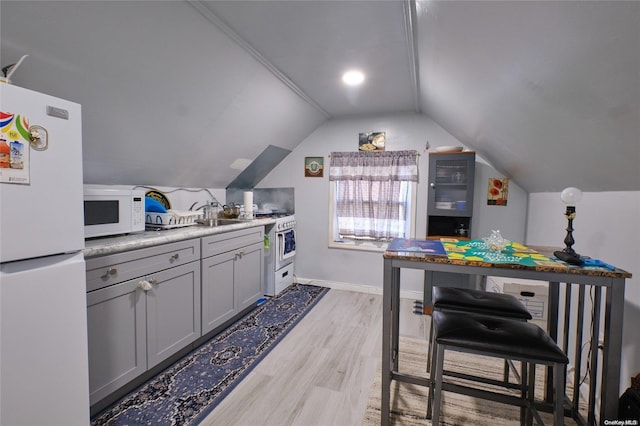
[196,218,245,227]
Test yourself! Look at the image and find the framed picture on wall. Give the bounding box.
[358,131,385,152]
[487,178,509,206]
[304,156,324,177]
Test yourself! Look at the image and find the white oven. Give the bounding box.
[264,215,296,296]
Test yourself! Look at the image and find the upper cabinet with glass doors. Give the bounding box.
[427,151,475,237]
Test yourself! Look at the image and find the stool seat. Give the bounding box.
[427,287,533,380]
[433,287,533,320]
[433,310,568,364]
[429,310,569,425]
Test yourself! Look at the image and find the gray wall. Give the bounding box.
[1,1,326,189]
[259,112,527,295]
[473,162,528,242]
[527,191,640,396]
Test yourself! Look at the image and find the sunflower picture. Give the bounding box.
[487,178,508,206]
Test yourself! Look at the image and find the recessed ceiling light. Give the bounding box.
[342,70,365,86]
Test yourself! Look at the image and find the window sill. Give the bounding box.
[328,240,388,253]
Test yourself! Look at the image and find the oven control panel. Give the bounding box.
[276,217,296,231]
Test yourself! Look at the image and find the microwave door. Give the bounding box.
[84,199,120,226]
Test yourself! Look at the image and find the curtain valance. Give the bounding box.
[329,150,419,182]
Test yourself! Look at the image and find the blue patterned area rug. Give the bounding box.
[91,283,329,426]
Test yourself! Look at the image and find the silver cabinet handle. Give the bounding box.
[105,267,118,277]
[430,182,436,188]
[170,253,179,261]
[235,250,245,260]
[138,280,153,291]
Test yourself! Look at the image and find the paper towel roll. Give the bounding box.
[243,191,254,218]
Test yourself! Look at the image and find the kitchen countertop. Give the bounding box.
[83,218,275,258]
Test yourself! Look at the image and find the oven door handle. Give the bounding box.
[277,233,285,259]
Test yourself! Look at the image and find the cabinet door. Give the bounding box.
[236,241,264,312]
[146,262,201,368]
[201,250,237,335]
[427,152,475,216]
[86,279,146,405]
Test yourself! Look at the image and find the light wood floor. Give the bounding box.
[200,288,428,426]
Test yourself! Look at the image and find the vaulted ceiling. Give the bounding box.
[1,1,638,192]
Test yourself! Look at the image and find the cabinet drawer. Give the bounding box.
[86,239,200,292]
[201,227,264,258]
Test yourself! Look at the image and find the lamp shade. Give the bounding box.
[560,187,583,206]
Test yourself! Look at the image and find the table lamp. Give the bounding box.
[553,187,583,265]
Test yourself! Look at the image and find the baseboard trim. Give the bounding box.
[294,276,423,301]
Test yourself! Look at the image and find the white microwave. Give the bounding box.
[83,185,145,238]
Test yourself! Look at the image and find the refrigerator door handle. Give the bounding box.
[29,125,49,151]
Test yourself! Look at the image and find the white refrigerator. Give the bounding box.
[0,83,90,425]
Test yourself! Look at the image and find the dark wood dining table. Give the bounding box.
[381,239,632,426]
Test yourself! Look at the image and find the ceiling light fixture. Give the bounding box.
[342,70,365,86]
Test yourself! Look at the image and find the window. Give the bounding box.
[328,150,419,251]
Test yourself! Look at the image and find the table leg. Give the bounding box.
[573,285,586,413]
[391,266,401,371]
[563,284,572,355]
[381,258,394,425]
[423,270,434,308]
[600,278,625,423]
[588,287,602,425]
[546,281,560,403]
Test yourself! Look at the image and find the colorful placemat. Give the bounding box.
[441,238,563,267]
[387,238,447,256]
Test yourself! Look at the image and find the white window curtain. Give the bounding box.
[329,150,419,241]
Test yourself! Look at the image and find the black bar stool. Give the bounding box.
[429,310,568,425]
[427,286,533,382]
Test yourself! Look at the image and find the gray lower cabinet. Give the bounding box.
[145,263,201,368]
[86,227,265,406]
[86,276,146,406]
[201,250,236,334]
[86,239,201,406]
[236,241,264,311]
[201,228,264,335]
